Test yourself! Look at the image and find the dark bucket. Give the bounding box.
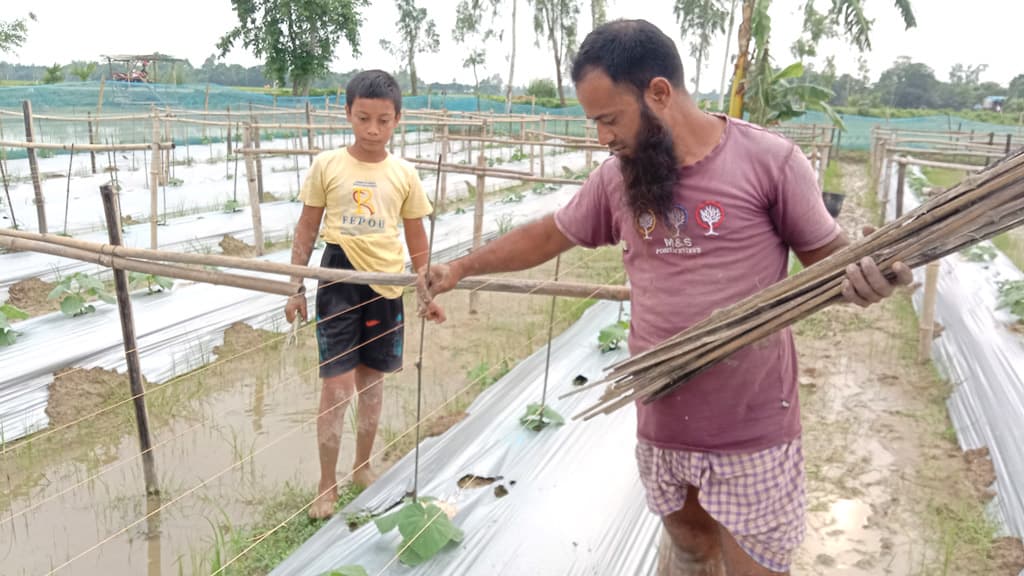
[822,192,845,218]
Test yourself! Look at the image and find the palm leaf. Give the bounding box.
[891,0,916,29]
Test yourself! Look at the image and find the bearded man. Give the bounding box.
[417,19,911,576]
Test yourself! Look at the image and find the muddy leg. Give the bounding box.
[309,371,356,519]
[659,486,727,576]
[352,364,384,488]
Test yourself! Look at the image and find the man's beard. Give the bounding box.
[617,104,680,221]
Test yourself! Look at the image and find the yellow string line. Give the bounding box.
[210,267,624,575]
[40,251,621,575]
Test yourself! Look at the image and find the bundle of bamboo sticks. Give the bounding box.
[569,148,1024,420]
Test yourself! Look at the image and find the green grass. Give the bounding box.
[992,233,1024,271]
[208,483,363,576]
[823,161,842,193]
[921,166,967,190]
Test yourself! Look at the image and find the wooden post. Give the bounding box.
[986,132,995,166]
[22,100,47,234]
[99,184,160,497]
[531,95,536,115]
[244,126,265,255]
[305,101,315,165]
[226,106,233,155]
[336,86,342,105]
[530,128,536,175]
[470,153,486,313]
[249,105,265,200]
[1006,133,1013,155]
[539,117,546,178]
[401,123,407,157]
[895,157,907,219]
[161,114,171,186]
[150,108,160,249]
[918,261,941,363]
[440,123,449,211]
[203,84,210,141]
[87,112,98,174]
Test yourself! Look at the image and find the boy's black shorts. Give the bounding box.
[315,244,404,378]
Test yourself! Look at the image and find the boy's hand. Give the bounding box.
[419,300,447,323]
[285,289,307,323]
[417,262,460,302]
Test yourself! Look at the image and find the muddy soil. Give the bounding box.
[792,160,1019,575]
[7,277,59,316]
[219,234,256,257]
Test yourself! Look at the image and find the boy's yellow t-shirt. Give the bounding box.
[299,148,432,299]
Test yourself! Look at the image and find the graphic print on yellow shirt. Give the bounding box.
[299,148,432,298]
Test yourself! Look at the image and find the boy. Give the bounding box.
[285,69,445,519]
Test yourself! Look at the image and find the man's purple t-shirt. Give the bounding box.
[555,115,841,453]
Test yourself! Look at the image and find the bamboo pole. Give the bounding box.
[22,100,46,234]
[305,101,315,166]
[539,117,546,178]
[226,106,233,156]
[0,228,631,301]
[440,122,449,212]
[243,126,265,254]
[100,184,160,496]
[895,156,908,219]
[87,112,97,174]
[918,261,941,363]
[470,153,486,313]
[150,108,160,249]
[0,140,174,152]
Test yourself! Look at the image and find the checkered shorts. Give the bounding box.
[635,437,806,573]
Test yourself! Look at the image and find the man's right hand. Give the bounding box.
[285,291,308,324]
[417,262,460,309]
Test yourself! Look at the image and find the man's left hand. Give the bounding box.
[841,257,913,307]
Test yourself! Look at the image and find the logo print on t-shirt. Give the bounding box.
[636,209,657,240]
[696,201,724,237]
[668,205,688,237]
[352,184,376,215]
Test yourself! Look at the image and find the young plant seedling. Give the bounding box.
[598,320,630,353]
[374,498,463,566]
[0,302,29,346]
[520,403,565,431]
[960,244,997,263]
[997,280,1024,323]
[47,272,115,317]
[129,272,174,294]
[223,199,242,213]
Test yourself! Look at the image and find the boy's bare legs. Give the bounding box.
[352,364,385,488]
[309,370,357,519]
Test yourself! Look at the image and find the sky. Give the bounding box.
[5,0,1022,91]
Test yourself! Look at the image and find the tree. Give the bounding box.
[591,0,607,28]
[531,0,580,106]
[218,0,366,96]
[729,0,915,118]
[1009,74,1024,102]
[0,13,34,54]
[674,0,728,96]
[949,63,987,86]
[875,56,939,109]
[453,0,501,109]
[527,78,557,99]
[42,63,64,84]
[381,0,440,96]
[69,61,97,82]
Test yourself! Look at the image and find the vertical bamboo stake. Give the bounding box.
[440,123,449,211]
[918,261,941,363]
[21,100,47,233]
[584,123,593,169]
[401,122,407,157]
[336,86,342,105]
[226,105,233,156]
[254,119,264,200]
[470,153,486,314]
[895,156,907,219]
[203,83,210,141]
[162,114,171,185]
[539,117,546,178]
[305,101,315,165]
[87,112,98,174]
[244,126,265,255]
[99,184,160,496]
[149,108,160,249]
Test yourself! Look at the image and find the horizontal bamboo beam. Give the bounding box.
[0,140,175,152]
[458,134,606,150]
[902,156,984,173]
[884,146,1002,159]
[0,235,302,296]
[0,229,628,301]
